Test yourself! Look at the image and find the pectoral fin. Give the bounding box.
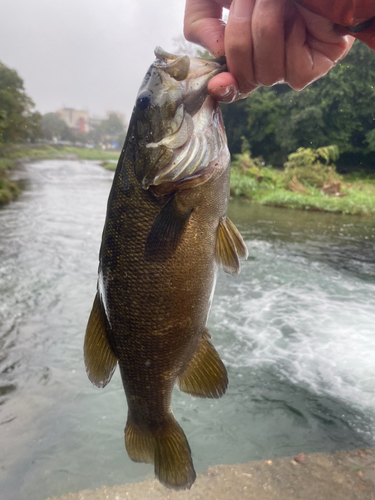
[216,217,248,275]
[145,196,192,258]
[84,293,118,388]
[178,330,228,399]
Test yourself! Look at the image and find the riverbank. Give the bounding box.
[1,144,375,216]
[0,144,120,205]
[230,152,375,216]
[45,448,375,500]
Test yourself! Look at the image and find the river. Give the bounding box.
[0,159,374,500]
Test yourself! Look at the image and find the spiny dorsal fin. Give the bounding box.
[145,196,192,258]
[216,217,247,275]
[178,329,228,399]
[125,413,196,490]
[84,293,118,388]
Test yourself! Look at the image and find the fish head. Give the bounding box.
[131,47,228,192]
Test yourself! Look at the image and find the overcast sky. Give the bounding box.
[0,0,200,122]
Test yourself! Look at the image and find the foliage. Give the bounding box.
[42,113,72,141]
[88,113,126,147]
[260,184,375,216]
[222,41,375,171]
[283,145,341,188]
[227,143,375,215]
[230,149,283,198]
[0,61,43,143]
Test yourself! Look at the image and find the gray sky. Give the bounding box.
[0,0,198,122]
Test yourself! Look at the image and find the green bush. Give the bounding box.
[230,150,284,198]
[283,145,341,188]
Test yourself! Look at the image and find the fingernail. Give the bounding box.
[211,85,238,103]
[233,0,253,20]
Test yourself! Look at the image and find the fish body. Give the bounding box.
[84,48,247,490]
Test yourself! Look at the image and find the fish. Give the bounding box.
[84,47,248,490]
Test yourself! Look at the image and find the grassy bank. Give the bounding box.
[0,144,120,205]
[1,144,375,216]
[230,150,375,216]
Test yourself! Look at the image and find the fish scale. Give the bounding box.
[84,47,248,490]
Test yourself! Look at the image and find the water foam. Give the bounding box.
[211,238,375,415]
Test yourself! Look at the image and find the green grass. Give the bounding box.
[230,154,375,216]
[0,176,19,204]
[61,147,120,161]
[259,187,375,215]
[100,160,117,171]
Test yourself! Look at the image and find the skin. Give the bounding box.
[184,0,355,102]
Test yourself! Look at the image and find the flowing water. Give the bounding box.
[0,159,374,500]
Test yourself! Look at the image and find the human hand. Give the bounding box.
[184,0,354,102]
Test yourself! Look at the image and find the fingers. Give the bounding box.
[224,0,258,95]
[184,0,229,57]
[251,0,286,86]
[184,0,357,102]
[285,5,355,90]
[223,0,288,94]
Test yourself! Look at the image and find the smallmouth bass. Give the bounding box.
[84,47,248,490]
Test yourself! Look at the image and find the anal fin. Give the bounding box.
[84,293,118,388]
[178,329,228,399]
[216,216,248,275]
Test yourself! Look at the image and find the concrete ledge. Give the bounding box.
[45,448,375,500]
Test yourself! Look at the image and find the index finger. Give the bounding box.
[184,0,231,57]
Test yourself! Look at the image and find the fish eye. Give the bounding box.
[136,91,152,111]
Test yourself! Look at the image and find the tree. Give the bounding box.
[101,113,125,136]
[92,113,126,147]
[222,41,375,171]
[42,112,70,141]
[0,61,42,143]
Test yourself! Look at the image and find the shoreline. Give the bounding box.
[0,144,120,205]
[45,448,375,500]
[1,145,375,216]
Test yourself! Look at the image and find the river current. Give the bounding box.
[0,159,374,500]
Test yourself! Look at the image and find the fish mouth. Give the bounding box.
[183,58,226,117]
[143,95,226,190]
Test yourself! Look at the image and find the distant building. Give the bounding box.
[56,108,90,133]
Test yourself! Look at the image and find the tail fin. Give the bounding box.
[125,414,196,490]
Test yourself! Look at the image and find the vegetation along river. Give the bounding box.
[0,159,374,500]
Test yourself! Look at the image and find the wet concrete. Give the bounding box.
[46,448,375,500]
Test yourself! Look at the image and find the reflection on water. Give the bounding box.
[0,161,374,500]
